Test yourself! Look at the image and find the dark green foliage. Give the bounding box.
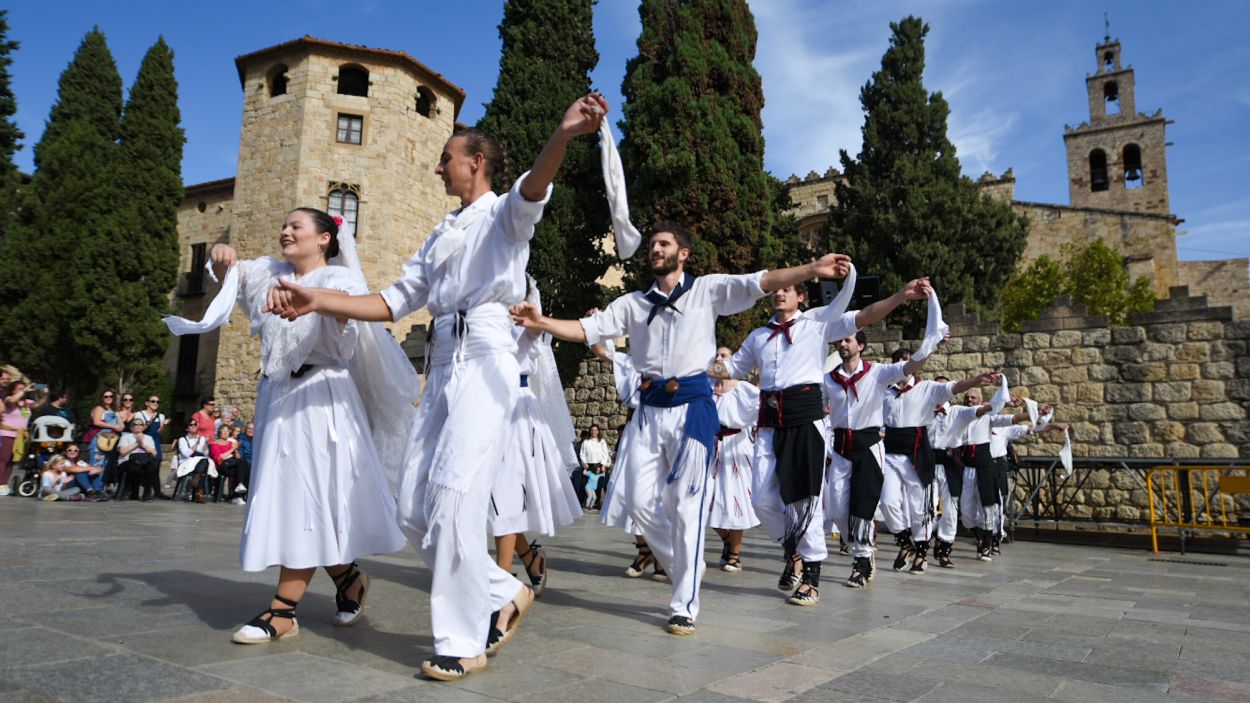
[620,0,802,346]
[476,0,610,377]
[1000,239,1155,332]
[34,28,122,165]
[0,10,22,234]
[822,16,1028,334]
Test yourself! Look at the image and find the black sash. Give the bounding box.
[961,442,998,507]
[934,449,963,500]
[759,384,825,553]
[883,426,936,486]
[833,426,883,546]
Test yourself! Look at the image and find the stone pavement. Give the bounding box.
[1,499,1248,703]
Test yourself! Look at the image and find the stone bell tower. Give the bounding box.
[1063,35,1172,215]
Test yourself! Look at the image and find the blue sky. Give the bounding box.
[9,0,1250,263]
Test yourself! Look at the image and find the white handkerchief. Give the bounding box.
[912,289,950,361]
[163,261,239,336]
[990,374,1010,413]
[830,264,857,319]
[599,122,641,260]
[1059,429,1073,477]
[1024,398,1039,428]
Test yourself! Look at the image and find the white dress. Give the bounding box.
[598,348,649,533]
[489,328,582,536]
[237,258,407,571]
[709,381,761,531]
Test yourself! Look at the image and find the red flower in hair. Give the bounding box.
[332,216,344,226]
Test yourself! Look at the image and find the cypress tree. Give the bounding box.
[822,16,1028,333]
[620,0,796,345]
[104,37,184,392]
[476,0,610,377]
[0,28,124,392]
[0,10,22,236]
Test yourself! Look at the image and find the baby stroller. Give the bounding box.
[12,416,74,498]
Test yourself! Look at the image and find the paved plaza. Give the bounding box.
[1,500,1248,703]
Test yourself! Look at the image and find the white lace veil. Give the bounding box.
[331,221,419,493]
[525,277,579,469]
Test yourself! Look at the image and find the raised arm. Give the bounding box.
[759,252,851,293]
[854,277,931,329]
[951,371,1001,396]
[520,93,608,202]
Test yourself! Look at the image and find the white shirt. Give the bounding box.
[177,435,206,461]
[380,173,552,320]
[929,403,982,449]
[990,423,1033,458]
[963,413,1018,446]
[883,378,955,429]
[579,438,611,465]
[726,309,859,390]
[118,432,156,463]
[823,359,907,430]
[581,272,767,380]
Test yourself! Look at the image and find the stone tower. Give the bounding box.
[200,38,464,407]
[1063,36,1171,214]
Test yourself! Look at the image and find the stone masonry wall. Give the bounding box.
[566,287,1250,522]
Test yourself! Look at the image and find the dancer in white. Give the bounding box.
[708,346,760,573]
[166,209,409,644]
[489,278,582,598]
[715,276,919,605]
[880,350,998,575]
[512,221,852,635]
[927,376,995,569]
[957,391,1031,562]
[267,94,607,680]
[985,402,1066,555]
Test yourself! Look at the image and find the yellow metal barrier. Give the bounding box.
[1147,465,1250,552]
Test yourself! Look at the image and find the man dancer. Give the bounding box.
[958,393,1031,562]
[928,377,995,569]
[986,402,1065,555]
[715,279,924,605]
[512,222,851,635]
[822,318,937,589]
[880,351,999,574]
[267,94,607,680]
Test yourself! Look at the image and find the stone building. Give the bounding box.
[165,37,464,420]
[785,36,1250,318]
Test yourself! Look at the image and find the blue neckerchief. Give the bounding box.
[643,273,694,324]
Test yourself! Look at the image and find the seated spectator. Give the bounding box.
[175,420,213,503]
[118,418,163,501]
[62,443,107,500]
[40,454,83,501]
[209,425,249,504]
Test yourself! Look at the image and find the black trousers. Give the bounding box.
[121,454,160,496]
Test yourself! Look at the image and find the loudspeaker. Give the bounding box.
[808,275,881,308]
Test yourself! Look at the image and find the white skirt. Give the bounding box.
[240,366,407,571]
[489,387,582,536]
[600,419,641,534]
[708,429,760,530]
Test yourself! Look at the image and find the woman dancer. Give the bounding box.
[167,208,408,644]
[708,347,760,573]
[490,278,581,598]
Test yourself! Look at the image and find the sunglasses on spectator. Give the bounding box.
[147,398,159,404]
[122,396,134,401]
[102,393,115,399]
[66,448,79,453]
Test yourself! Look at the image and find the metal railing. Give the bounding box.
[1147,465,1250,553]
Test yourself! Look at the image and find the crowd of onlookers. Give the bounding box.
[0,364,252,505]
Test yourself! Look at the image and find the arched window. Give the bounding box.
[1103,81,1120,115]
[1123,144,1145,189]
[1089,149,1109,192]
[337,65,369,97]
[415,86,436,117]
[1103,51,1115,70]
[268,64,288,97]
[327,183,360,234]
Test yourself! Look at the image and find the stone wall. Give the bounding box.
[565,286,1250,522]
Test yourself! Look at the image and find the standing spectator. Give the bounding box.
[578,424,611,509]
[33,389,75,425]
[0,379,30,495]
[118,417,162,501]
[135,395,167,468]
[192,398,217,444]
[118,393,137,427]
[84,390,124,473]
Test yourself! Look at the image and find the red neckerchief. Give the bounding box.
[766,317,796,345]
[934,405,947,417]
[829,360,872,401]
[893,379,914,395]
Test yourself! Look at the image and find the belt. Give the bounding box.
[519,374,529,388]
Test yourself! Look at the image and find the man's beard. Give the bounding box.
[650,252,679,277]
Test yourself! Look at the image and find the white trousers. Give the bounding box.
[751,426,828,562]
[620,404,713,621]
[398,359,524,657]
[823,446,884,559]
[933,465,959,543]
[880,453,929,540]
[958,466,1001,535]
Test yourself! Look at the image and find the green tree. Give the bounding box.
[0,10,22,239]
[822,16,1028,334]
[106,37,185,392]
[620,0,801,345]
[1001,239,1155,331]
[0,28,124,393]
[476,0,610,377]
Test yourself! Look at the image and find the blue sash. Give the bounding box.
[639,373,718,483]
